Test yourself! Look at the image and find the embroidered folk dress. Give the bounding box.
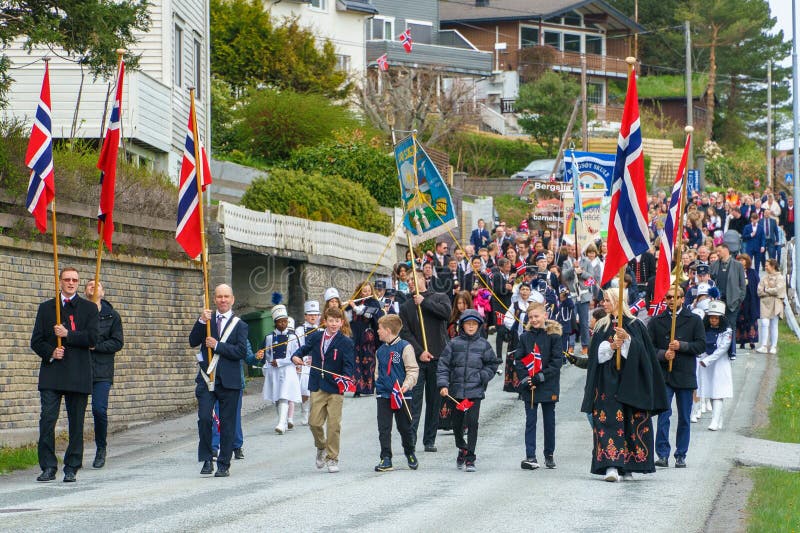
[581,317,668,476]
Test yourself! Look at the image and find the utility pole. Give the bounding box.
[581,53,588,150]
[685,21,694,168]
[766,60,773,189]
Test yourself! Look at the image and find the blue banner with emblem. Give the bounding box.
[394,134,458,244]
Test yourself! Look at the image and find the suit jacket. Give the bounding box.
[190,314,249,390]
[647,307,706,389]
[31,295,99,394]
[742,222,765,254]
[292,330,354,394]
[470,228,490,250]
[759,217,778,243]
[709,257,746,311]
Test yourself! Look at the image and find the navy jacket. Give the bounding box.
[514,321,563,403]
[470,227,490,250]
[189,315,249,390]
[91,299,124,383]
[436,331,497,399]
[647,308,706,389]
[742,222,765,255]
[293,330,355,395]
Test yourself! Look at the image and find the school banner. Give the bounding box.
[562,190,609,248]
[563,151,615,197]
[394,134,457,244]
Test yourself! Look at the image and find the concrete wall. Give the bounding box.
[0,236,202,446]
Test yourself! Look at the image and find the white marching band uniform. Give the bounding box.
[262,305,302,434]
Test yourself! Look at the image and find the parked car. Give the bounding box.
[511,158,563,181]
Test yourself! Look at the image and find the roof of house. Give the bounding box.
[439,0,644,32]
[337,0,378,15]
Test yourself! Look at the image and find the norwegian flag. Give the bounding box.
[399,29,412,53]
[584,277,596,287]
[390,381,404,410]
[335,375,356,394]
[25,62,55,234]
[96,60,125,251]
[176,98,213,259]
[601,63,650,286]
[212,409,220,433]
[648,300,668,317]
[376,53,389,71]
[455,398,475,412]
[521,344,543,377]
[652,133,690,307]
[629,297,647,315]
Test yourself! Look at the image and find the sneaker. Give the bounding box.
[769,346,777,354]
[327,459,340,473]
[465,461,476,472]
[315,448,326,469]
[604,467,620,482]
[544,455,556,469]
[674,457,687,468]
[406,453,419,470]
[654,456,669,468]
[456,449,467,470]
[287,420,294,430]
[520,457,540,470]
[622,472,633,481]
[424,445,437,453]
[756,345,768,354]
[374,457,393,472]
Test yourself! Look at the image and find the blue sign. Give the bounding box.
[786,173,793,185]
[687,170,700,195]
[563,151,615,196]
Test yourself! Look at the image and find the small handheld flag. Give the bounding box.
[629,297,647,315]
[584,277,596,287]
[335,375,356,394]
[390,381,404,410]
[399,29,412,53]
[455,398,474,412]
[25,62,55,233]
[521,343,543,377]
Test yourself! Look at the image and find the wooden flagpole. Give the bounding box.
[668,126,693,372]
[396,379,413,421]
[407,132,429,353]
[51,201,62,350]
[189,88,214,380]
[93,49,125,304]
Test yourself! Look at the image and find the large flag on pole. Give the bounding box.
[97,60,125,251]
[601,63,650,286]
[25,62,55,233]
[652,134,691,306]
[176,100,213,259]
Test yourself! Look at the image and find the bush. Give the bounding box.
[232,89,359,162]
[240,168,391,235]
[283,130,399,207]
[704,142,764,192]
[434,131,546,178]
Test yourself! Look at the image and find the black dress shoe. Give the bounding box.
[424,445,437,453]
[654,457,669,468]
[233,448,244,460]
[93,447,106,469]
[674,457,687,468]
[200,460,214,475]
[36,468,57,482]
[63,470,77,483]
[214,466,230,477]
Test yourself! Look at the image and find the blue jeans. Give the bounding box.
[656,385,693,459]
[92,381,112,449]
[212,389,243,451]
[524,401,555,459]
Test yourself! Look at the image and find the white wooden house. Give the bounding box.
[2,0,211,181]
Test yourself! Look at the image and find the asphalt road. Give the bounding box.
[0,347,764,533]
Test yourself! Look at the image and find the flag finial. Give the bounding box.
[685,125,694,133]
[625,56,636,65]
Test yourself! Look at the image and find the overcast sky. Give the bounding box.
[768,0,793,65]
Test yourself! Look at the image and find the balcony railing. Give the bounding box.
[515,46,630,79]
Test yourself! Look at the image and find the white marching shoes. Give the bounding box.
[708,399,724,431]
[275,400,289,434]
[690,401,702,423]
[604,467,620,482]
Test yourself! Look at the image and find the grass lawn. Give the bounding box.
[747,468,800,532]
[0,445,38,475]
[759,323,800,443]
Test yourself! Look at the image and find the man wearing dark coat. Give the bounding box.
[31,267,99,483]
[189,283,249,478]
[648,286,706,468]
[399,271,452,452]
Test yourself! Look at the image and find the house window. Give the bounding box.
[585,34,603,55]
[563,11,582,27]
[563,33,581,53]
[406,20,433,45]
[587,81,605,105]
[310,0,327,11]
[335,54,350,72]
[544,31,560,49]
[521,26,539,48]
[368,16,393,40]
[194,38,202,99]
[174,23,183,87]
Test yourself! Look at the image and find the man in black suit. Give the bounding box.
[31,267,98,483]
[189,283,249,477]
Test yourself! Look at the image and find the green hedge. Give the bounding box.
[434,131,546,178]
[240,168,391,235]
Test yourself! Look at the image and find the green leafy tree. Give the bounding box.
[283,130,400,207]
[240,169,391,235]
[0,0,150,107]
[211,0,348,98]
[515,72,582,157]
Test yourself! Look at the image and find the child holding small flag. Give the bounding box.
[437,310,498,472]
[373,315,419,472]
[291,307,354,473]
[514,302,563,471]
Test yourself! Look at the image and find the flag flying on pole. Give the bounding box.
[394,134,457,244]
[176,100,213,259]
[376,53,389,71]
[652,133,691,306]
[399,29,412,53]
[25,62,55,234]
[97,60,125,251]
[390,381,404,410]
[601,63,649,286]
